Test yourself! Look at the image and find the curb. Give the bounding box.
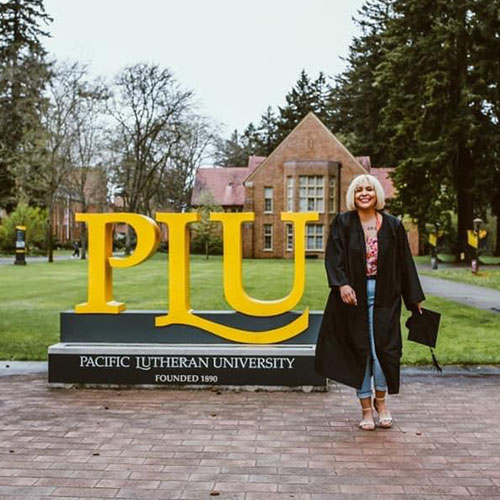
[2,361,500,377]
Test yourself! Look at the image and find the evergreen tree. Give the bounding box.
[241,122,260,156]
[332,0,500,256]
[0,0,53,207]
[276,70,332,143]
[254,106,279,156]
[375,0,500,256]
[214,122,268,167]
[215,71,332,164]
[468,0,500,255]
[328,0,394,163]
[214,129,250,167]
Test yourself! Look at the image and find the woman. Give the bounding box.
[315,174,425,430]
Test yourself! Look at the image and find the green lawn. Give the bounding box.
[1,254,500,363]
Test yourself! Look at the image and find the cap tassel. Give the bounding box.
[430,348,442,374]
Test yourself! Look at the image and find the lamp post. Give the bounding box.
[471,218,483,274]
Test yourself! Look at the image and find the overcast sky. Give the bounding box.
[44,0,365,136]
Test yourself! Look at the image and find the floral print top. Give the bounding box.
[365,214,382,276]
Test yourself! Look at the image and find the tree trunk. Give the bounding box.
[495,214,500,257]
[47,203,54,263]
[455,143,474,261]
[125,225,132,256]
[452,7,471,262]
[455,184,474,262]
[80,221,87,260]
[490,194,500,257]
[205,240,209,259]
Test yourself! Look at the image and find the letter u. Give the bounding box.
[210,212,318,317]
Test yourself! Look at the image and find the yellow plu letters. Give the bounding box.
[76,211,318,344]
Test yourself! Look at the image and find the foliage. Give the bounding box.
[190,191,223,258]
[54,63,110,260]
[151,114,218,212]
[108,63,194,216]
[34,62,104,261]
[275,70,332,144]
[214,128,255,167]
[254,106,279,156]
[328,0,394,162]
[333,0,500,257]
[0,0,52,207]
[0,202,47,252]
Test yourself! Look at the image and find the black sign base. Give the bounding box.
[49,311,327,390]
[48,343,326,390]
[14,253,26,265]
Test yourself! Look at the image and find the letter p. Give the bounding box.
[75,213,160,314]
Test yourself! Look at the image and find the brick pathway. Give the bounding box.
[1,374,500,499]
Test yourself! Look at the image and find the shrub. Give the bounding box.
[0,203,47,254]
[190,234,222,255]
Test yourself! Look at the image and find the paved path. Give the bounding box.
[3,361,500,378]
[418,274,500,313]
[0,255,73,265]
[0,361,47,376]
[1,373,500,499]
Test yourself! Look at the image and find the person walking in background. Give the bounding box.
[315,174,425,430]
[72,240,80,259]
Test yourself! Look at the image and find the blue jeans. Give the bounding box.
[357,279,388,399]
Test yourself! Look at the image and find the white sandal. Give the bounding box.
[359,406,375,431]
[374,397,393,428]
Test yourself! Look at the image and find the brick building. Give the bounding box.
[192,112,417,258]
[52,167,107,243]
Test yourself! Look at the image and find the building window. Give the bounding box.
[263,224,273,250]
[286,176,294,211]
[299,176,324,212]
[286,223,293,251]
[264,187,273,213]
[329,177,335,213]
[306,224,324,251]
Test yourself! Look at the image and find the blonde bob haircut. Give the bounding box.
[346,174,385,211]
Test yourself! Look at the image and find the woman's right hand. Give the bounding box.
[339,285,357,306]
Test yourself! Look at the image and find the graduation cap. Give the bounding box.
[405,308,442,373]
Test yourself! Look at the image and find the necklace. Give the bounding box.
[361,213,379,235]
[361,219,377,231]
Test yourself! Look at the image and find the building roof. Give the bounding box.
[356,156,372,171]
[369,167,396,199]
[245,112,369,183]
[190,114,398,208]
[354,157,396,199]
[191,155,265,207]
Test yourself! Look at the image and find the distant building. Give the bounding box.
[52,167,107,243]
[191,112,418,257]
[192,155,265,212]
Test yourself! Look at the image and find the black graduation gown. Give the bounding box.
[314,210,425,394]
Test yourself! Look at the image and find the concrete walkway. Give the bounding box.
[0,361,47,376]
[0,255,73,265]
[1,372,500,499]
[3,361,500,378]
[418,274,500,313]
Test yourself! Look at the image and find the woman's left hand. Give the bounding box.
[416,302,423,314]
